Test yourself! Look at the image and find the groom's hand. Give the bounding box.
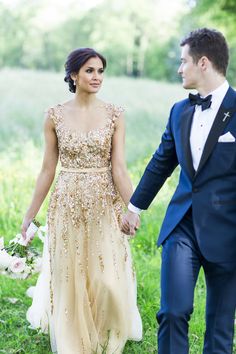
[121,210,140,236]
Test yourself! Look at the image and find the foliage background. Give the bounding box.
[0,0,236,83]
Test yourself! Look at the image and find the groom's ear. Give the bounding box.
[198,56,210,72]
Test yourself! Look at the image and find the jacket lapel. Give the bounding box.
[194,87,236,178]
[180,104,195,179]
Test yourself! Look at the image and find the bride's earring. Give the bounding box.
[73,80,76,86]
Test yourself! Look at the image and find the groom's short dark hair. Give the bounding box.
[180,28,229,76]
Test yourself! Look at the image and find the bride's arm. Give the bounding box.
[21,113,59,238]
[111,113,133,207]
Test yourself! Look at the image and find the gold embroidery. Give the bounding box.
[46,103,135,347]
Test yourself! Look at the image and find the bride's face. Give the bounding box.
[76,57,104,93]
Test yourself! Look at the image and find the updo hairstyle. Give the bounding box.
[64,48,107,93]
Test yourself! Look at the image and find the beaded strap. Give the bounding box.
[104,104,124,132]
[112,105,125,122]
[45,105,63,127]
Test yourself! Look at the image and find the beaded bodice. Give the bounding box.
[48,103,124,169]
[47,102,125,255]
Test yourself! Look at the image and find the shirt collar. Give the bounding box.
[206,80,229,110]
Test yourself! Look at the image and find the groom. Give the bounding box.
[122,28,236,353]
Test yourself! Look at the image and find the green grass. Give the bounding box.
[0,69,235,353]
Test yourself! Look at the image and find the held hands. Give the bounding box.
[121,210,140,236]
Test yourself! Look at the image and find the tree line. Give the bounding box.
[0,0,235,84]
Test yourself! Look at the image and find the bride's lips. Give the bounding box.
[90,83,100,87]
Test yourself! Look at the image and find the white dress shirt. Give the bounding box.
[128,80,229,214]
[190,80,229,171]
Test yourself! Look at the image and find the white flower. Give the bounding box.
[0,249,12,269]
[9,257,27,273]
[0,237,4,250]
[0,223,46,279]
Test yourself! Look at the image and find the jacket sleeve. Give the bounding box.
[130,104,179,210]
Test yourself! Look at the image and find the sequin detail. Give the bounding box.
[46,103,142,353]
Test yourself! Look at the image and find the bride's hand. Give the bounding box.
[121,211,140,236]
[21,216,33,240]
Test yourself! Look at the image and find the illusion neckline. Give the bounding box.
[55,103,112,137]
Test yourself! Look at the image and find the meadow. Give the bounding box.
[0,69,234,353]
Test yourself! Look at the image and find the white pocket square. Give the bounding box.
[218,132,236,143]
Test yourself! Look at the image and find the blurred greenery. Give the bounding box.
[185,0,236,84]
[0,0,235,84]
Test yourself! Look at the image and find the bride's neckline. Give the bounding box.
[56,103,112,137]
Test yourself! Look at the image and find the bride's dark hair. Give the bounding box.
[64,48,107,93]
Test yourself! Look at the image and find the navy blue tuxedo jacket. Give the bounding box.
[130,87,236,262]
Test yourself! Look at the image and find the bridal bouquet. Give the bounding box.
[0,219,46,279]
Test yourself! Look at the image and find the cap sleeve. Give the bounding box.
[44,105,61,127]
[112,105,125,124]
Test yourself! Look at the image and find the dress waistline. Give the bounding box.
[60,166,111,173]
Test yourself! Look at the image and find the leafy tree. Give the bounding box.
[185,0,236,84]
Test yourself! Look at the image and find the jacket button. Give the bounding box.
[193,187,199,193]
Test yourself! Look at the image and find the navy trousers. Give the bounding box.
[157,208,236,354]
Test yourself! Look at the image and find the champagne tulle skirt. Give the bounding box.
[26,211,142,354]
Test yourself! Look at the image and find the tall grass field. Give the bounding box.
[0,69,235,353]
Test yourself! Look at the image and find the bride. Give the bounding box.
[22,47,142,353]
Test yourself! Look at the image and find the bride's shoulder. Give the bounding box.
[102,101,125,119]
[44,102,65,125]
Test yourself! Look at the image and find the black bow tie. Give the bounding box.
[189,93,212,111]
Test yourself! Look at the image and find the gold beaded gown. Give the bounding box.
[27,103,142,354]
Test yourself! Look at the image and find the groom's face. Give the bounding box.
[178,44,201,90]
